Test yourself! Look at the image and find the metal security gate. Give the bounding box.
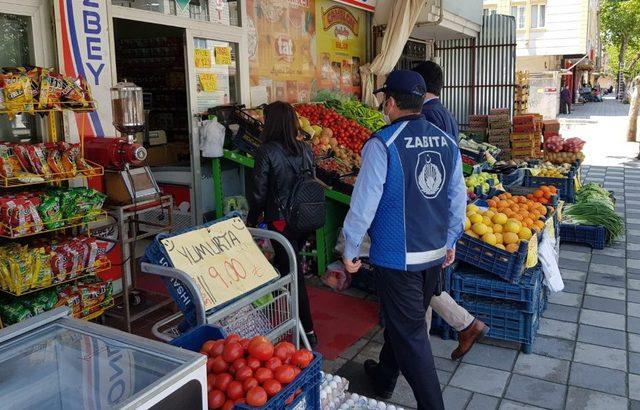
[434,14,516,126]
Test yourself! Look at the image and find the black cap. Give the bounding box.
[373,70,427,97]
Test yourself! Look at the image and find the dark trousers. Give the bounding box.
[375,265,444,410]
[270,228,314,333]
[561,100,571,114]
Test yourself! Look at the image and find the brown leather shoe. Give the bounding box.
[450,319,489,360]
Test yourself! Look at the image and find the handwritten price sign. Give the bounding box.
[194,48,212,68]
[161,217,279,310]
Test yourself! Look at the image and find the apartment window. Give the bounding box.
[531,4,546,28]
[483,8,497,16]
[511,5,526,29]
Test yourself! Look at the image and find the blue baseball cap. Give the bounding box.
[373,70,427,97]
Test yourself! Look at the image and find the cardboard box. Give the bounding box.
[145,145,179,166]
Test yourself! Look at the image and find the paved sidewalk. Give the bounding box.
[324,98,640,409]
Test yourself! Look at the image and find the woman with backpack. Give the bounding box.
[247,101,322,348]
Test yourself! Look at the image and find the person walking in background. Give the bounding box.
[412,60,489,360]
[561,85,572,114]
[341,70,466,409]
[247,101,317,348]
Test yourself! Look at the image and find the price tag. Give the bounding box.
[195,48,212,68]
[525,233,539,269]
[545,216,556,242]
[199,73,218,92]
[215,47,232,65]
[161,217,279,310]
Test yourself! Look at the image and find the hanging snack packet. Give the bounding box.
[26,144,52,177]
[0,145,16,178]
[55,286,82,315]
[45,143,64,175]
[61,76,88,108]
[60,145,78,178]
[2,73,33,118]
[38,194,63,229]
[38,70,65,109]
[31,248,52,289]
[12,144,34,173]
[27,67,42,103]
[0,300,33,325]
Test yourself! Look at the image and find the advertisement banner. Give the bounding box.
[54,0,115,138]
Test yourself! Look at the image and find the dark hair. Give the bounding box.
[385,90,424,111]
[412,61,443,96]
[262,101,303,156]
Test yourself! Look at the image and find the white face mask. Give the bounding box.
[380,98,390,124]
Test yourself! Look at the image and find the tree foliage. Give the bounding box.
[601,0,640,80]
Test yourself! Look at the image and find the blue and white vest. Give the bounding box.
[369,114,459,271]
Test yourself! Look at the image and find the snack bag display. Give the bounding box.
[0,299,33,325]
[38,194,63,229]
[1,72,33,118]
[38,70,65,109]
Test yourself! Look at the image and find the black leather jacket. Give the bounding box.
[247,141,313,226]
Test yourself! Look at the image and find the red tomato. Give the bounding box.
[235,366,253,382]
[210,356,228,374]
[221,400,234,410]
[291,349,313,369]
[246,357,261,371]
[214,373,232,392]
[207,374,216,392]
[248,336,270,351]
[235,398,246,405]
[201,340,217,355]
[274,342,296,361]
[264,357,282,372]
[246,386,268,407]
[262,379,282,397]
[293,367,301,378]
[226,380,244,400]
[210,340,225,357]
[239,338,250,350]
[207,390,225,409]
[242,377,259,392]
[274,365,296,385]
[248,340,274,361]
[231,358,246,372]
[225,334,241,345]
[254,367,273,384]
[222,343,243,363]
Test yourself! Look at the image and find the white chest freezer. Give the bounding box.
[0,308,207,410]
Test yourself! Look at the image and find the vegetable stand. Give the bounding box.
[211,149,351,277]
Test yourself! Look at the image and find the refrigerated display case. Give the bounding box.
[0,308,207,409]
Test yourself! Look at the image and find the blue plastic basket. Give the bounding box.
[451,264,543,313]
[430,311,455,340]
[170,325,322,410]
[499,168,526,188]
[523,169,576,203]
[455,234,529,283]
[457,295,539,353]
[559,223,606,249]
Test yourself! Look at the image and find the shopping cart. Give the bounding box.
[141,227,311,349]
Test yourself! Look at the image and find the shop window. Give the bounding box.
[111,0,240,26]
[511,5,526,29]
[192,38,239,112]
[531,4,546,28]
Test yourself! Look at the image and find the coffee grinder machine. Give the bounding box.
[85,81,160,205]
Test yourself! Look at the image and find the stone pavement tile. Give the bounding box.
[561,268,587,281]
[429,336,458,359]
[630,333,640,353]
[587,272,626,288]
[629,317,640,334]
[504,374,566,410]
[631,352,640,375]
[630,279,640,290]
[632,400,640,410]
[499,400,546,409]
[592,247,625,257]
[565,386,629,410]
[542,303,579,322]
[579,309,626,330]
[351,341,382,364]
[560,258,590,271]
[629,290,640,303]
[629,229,640,238]
[590,254,626,267]
[569,362,627,396]
[560,250,591,262]
[563,280,586,294]
[532,335,575,360]
[538,318,578,340]
[448,363,510,397]
[362,325,381,340]
[582,295,626,314]
[573,342,627,371]
[513,353,570,384]
[629,235,640,244]
[577,324,626,349]
[630,302,640,318]
[433,356,459,373]
[461,343,518,371]
[466,394,500,410]
[388,375,418,409]
[339,338,368,360]
[631,374,640,400]
[588,263,626,277]
[547,291,582,307]
[585,283,626,300]
[441,386,472,410]
[560,243,593,252]
[628,218,640,225]
[436,369,452,385]
[322,357,347,374]
[373,329,385,344]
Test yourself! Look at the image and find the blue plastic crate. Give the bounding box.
[499,168,526,188]
[451,264,543,313]
[523,169,576,203]
[559,223,606,249]
[171,325,322,410]
[457,295,539,353]
[430,312,455,340]
[455,234,529,283]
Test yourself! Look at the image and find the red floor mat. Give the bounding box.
[307,286,379,360]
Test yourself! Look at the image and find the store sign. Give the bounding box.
[214,47,232,65]
[161,217,278,310]
[275,35,295,63]
[332,0,376,12]
[54,0,115,138]
[322,6,359,36]
[195,48,212,68]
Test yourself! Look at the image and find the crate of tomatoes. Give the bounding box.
[171,325,322,410]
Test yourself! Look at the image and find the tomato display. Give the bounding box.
[248,339,274,361]
[214,373,232,392]
[246,386,268,407]
[274,365,296,385]
[262,379,282,398]
[222,343,243,363]
[295,104,371,153]
[210,356,228,374]
[226,381,244,400]
[254,367,273,384]
[234,366,253,382]
[207,390,225,409]
[264,357,282,372]
[291,349,313,369]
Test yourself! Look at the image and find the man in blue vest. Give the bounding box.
[412,61,459,141]
[342,70,466,410]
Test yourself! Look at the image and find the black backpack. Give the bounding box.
[276,145,326,234]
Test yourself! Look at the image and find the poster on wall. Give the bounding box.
[333,0,376,12]
[193,40,233,113]
[53,0,115,139]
